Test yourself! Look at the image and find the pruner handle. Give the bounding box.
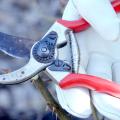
[59,73,120,99]
[57,0,120,32]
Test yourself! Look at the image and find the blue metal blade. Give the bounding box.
[0,32,34,58]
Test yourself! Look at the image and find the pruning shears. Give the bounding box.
[0,0,120,99]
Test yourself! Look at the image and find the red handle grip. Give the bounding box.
[59,73,120,99]
[57,0,120,32]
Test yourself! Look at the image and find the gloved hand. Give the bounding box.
[56,0,120,119]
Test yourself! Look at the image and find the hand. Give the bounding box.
[56,0,120,119]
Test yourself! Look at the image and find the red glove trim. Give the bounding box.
[59,73,120,99]
[57,0,120,32]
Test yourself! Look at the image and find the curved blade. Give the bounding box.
[0,30,58,84]
[0,32,34,59]
[0,57,49,84]
[0,21,68,84]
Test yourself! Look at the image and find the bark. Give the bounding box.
[33,76,71,120]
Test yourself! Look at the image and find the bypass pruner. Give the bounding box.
[0,0,120,99]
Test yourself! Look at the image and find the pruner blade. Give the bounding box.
[0,32,33,59]
[0,31,58,84]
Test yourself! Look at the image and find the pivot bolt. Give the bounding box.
[37,46,50,57]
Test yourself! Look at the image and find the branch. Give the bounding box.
[33,76,70,120]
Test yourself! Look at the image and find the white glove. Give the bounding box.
[56,0,120,119]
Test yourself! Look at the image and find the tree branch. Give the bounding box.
[33,76,70,120]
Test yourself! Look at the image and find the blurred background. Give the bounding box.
[0,0,69,120]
